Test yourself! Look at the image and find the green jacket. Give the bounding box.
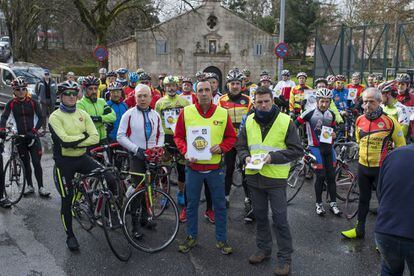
[77,96,116,141]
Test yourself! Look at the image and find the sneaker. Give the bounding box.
[329,202,341,216]
[216,241,233,255]
[341,222,365,239]
[66,236,80,251]
[178,236,197,253]
[248,250,271,264]
[0,197,12,208]
[131,224,144,240]
[244,199,255,223]
[39,187,51,197]
[177,191,185,206]
[315,203,326,216]
[23,185,34,195]
[179,208,187,223]
[204,209,215,224]
[140,218,157,229]
[274,262,290,276]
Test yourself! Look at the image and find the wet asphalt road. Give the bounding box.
[0,135,388,276]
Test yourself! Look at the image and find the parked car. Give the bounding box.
[0,63,41,107]
[10,62,45,79]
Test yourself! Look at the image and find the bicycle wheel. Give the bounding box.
[345,178,359,219]
[4,157,26,205]
[152,166,171,217]
[287,162,306,203]
[335,162,355,201]
[72,189,94,232]
[102,195,132,262]
[122,188,179,253]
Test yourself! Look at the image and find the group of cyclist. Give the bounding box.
[0,64,413,275]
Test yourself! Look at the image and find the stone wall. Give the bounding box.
[108,37,137,71]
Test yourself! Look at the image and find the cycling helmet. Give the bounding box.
[82,75,99,87]
[352,72,361,79]
[195,71,204,78]
[11,77,27,89]
[327,75,337,84]
[98,68,107,74]
[116,68,128,75]
[281,70,290,77]
[260,70,269,77]
[314,77,328,86]
[205,72,219,81]
[260,75,272,83]
[107,71,116,77]
[158,73,166,79]
[108,82,123,91]
[136,68,145,74]
[374,74,384,82]
[182,77,193,84]
[226,69,244,83]
[128,72,139,83]
[57,80,79,94]
[139,72,151,81]
[242,69,251,77]
[315,88,333,99]
[395,73,411,84]
[163,75,179,85]
[178,75,184,81]
[336,74,346,82]
[378,81,398,97]
[77,76,85,85]
[297,72,307,79]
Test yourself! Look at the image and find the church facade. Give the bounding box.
[108,0,277,88]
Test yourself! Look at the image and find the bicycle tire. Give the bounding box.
[287,163,306,203]
[232,168,243,187]
[153,166,171,217]
[122,188,179,253]
[335,162,355,201]
[345,178,359,219]
[4,157,26,205]
[102,195,132,262]
[72,190,94,232]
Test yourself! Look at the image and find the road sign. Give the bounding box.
[93,45,109,62]
[274,42,289,59]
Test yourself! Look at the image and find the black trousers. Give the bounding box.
[17,137,43,189]
[314,146,336,203]
[357,164,380,226]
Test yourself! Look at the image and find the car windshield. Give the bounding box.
[13,69,41,84]
[1,37,9,42]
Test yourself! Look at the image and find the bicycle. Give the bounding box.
[334,141,358,202]
[70,167,132,262]
[122,147,179,253]
[2,128,27,205]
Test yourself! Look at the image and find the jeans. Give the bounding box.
[249,184,293,264]
[376,232,414,276]
[185,167,227,242]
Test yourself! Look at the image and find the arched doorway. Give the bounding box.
[203,66,223,93]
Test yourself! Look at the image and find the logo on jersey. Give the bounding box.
[213,120,224,126]
[240,100,246,105]
[79,117,83,122]
[377,122,385,129]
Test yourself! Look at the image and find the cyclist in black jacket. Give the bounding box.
[0,77,50,197]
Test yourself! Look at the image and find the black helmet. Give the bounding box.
[260,70,270,77]
[57,80,79,95]
[226,69,243,83]
[107,71,116,77]
[242,68,251,77]
[206,72,219,81]
[281,70,290,77]
[139,72,151,81]
[374,74,384,83]
[82,75,99,87]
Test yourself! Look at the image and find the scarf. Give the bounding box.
[60,102,76,113]
[365,106,383,121]
[255,105,277,125]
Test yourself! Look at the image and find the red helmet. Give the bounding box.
[11,77,27,89]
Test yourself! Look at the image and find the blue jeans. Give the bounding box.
[185,167,227,242]
[375,232,414,276]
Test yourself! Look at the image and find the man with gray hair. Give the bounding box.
[342,87,406,239]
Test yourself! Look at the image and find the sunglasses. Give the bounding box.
[62,90,78,97]
[14,88,27,92]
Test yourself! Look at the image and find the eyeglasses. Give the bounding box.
[62,90,78,97]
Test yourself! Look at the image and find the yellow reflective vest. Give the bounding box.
[245,112,291,179]
[184,105,228,165]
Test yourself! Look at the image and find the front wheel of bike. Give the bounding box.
[287,162,306,204]
[345,177,359,219]
[102,195,132,262]
[335,162,356,201]
[4,157,26,205]
[122,188,179,253]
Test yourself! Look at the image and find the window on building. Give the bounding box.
[254,43,263,56]
[209,40,217,54]
[207,15,218,30]
[156,40,168,55]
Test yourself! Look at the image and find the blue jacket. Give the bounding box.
[107,100,128,142]
[332,88,352,112]
[375,144,414,240]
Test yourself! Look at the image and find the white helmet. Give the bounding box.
[315,88,333,99]
[99,68,107,74]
